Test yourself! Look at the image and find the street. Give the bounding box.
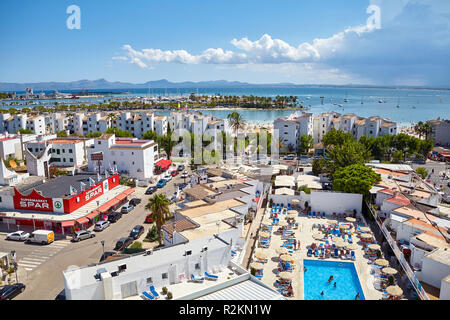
[0,162,190,300]
[411,160,450,197]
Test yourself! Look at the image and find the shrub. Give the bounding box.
[129,241,142,249]
[167,292,173,300]
[146,225,159,242]
[250,268,256,276]
[162,287,168,294]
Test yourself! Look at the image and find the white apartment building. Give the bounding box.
[86,134,159,181]
[312,112,398,144]
[428,119,450,147]
[26,137,93,168]
[0,113,46,135]
[274,112,313,152]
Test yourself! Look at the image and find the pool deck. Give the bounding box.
[251,211,382,300]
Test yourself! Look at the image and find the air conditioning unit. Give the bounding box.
[145,249,153,255]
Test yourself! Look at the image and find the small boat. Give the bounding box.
[338,104,343,107]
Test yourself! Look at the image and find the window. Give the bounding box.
[70,158,73,162]
[0,196,2,202]
[120,281,138,299]
[98,141,101,145]
[162,273,168,279]
[195,263,200,270]
[56,149,60,154]
[69,149,73,153]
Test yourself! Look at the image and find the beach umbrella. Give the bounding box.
[312,233,323,240]
[360,227,371,233]
[327,219,338,225]
[375,259,389,267]
[261,219,273,226]
[280,254,294,262]
[260,232,271,238]
[287,210,298,217]
[333,239,345,247]
[345,243,358,250]
[291,199,300,203]
[368,244,381,251]
[386,285,403,297]
[382,267,398,275]
[276,247,289,255]
[279,272,294,280]
[278,220,289,227]
[254,249,268,260]
[346,217,356,223]
[360,233,373,239]
[339,224,351,230]
[249,262,264,270]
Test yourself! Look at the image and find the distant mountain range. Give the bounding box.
[1,79,449,91]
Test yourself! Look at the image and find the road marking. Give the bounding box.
[20,257,46,262]
[19,260,41,266]
[24,268,34,271]
[18,262,40,268]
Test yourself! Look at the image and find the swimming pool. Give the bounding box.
[303,259,365,300]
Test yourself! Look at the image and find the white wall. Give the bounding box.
[440,277,450,300]
[421,253,450,289]
[310,191,362,215]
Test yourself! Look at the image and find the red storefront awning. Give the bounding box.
[76,217,89,225]
[86,210,100,221]
[156,159,172,170]
[61,220,75,227]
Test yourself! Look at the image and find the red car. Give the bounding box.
[144,214,153,224]
[170,170,179,177]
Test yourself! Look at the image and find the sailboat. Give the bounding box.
[344,91,349,103]
[397,97,400,108]
[361,96,364,105]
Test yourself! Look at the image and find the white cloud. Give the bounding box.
[112,56,128,61]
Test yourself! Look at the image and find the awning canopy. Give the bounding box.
[61,220,75,227]
[76,217,89,225]
[86,211,100,221]
[156,159,172,170]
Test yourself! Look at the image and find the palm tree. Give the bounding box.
[227,112,246,136]
[145,194,172,247]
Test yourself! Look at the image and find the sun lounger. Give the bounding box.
[205,272,219,281]
[333,248,339,258]
[142,291,155,300]
[351,251,356,261]
[314,249,319,257]
[307,248,313,257]
[312,212,317,218]
[191,274,205,282]
[149,285,160,299]
[308,212,312,218]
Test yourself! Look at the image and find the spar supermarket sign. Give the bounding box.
[13,188,55,212]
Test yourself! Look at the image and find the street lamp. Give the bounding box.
[32,215,35,230]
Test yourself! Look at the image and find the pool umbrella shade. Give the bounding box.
[375,259,389,267]
[339,224,351,230]
[291,199,300,203]
[360,233,373,239]
[382,267,398,275]
[280,254,294,262]
[250,262,264,270]
[312,233,323,240]
[346,217,356,222]
[260,232,271,238]
[333,239,345,247]
[287,210,298,217]
[254,249,269,260]
[386,285,403,297]
[360,227,371,233]
[368,244,381,251]
[345,243,358,250]
[278,221,289,227]
[262,219,273,226]
[327,219,338,225]
[276,247,289,255]
[279,272,293,280]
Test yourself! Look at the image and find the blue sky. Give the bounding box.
[1,0,449,86]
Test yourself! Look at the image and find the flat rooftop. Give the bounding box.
[22,173,105,199]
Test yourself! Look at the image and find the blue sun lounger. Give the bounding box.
[205,272,219,281]
[312,212,316,218]
[191,274,205,282]
[149,285,160,299]
[351,251,356,260]
[142,291,155,300]
[333,248,339,258]
[308,212,312,218]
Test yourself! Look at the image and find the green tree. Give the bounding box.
[105,127,133,138]
[157,131,176,160]
[327,140,371,171]
[392,150,404,164]
[57,130,68,137]
[312,158,332,176]
[323,129,354,148]
[415,167,428,180]
[17,128,33,134]
[299,134,313,155]
[298,185,311,194]
[144,194,172,246]
[333,164,381,195]
[85,131,102,138]
[142,130,159,141]
[227,112,246,136]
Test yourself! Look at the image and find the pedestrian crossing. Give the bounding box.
[18,240,71,272]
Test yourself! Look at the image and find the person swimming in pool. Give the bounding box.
[304,267,307,272]
[328,275,334,283]
[321,291,324,296]
[355,293,360,300]
[333,282,337,287]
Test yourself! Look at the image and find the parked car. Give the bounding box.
[55,289,66,301]
[94,220,110,231]
[144,214,153,224]
[156,179,167,188]
[129,225,145,239]
[6,230,30,241]
[284,155,295,160]
[177,164,185,171]
[129,198,141,206]
[178,182,188,190]
[164,174,172,181]
[114,237,133,251]
[145,186,157,195]
[0,283,26,300]
[108,212,122,223]
[180,171,189,179]
[26,230,54,245]
[121,204,134,213]
[170,170,179,177]
[72,230,96,242]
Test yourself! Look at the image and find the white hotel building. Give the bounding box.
[273,112,314,153]
[86,134,160,181]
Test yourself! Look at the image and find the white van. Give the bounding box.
[26,230,55,245]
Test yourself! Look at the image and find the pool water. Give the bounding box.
[303,259,365,300]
